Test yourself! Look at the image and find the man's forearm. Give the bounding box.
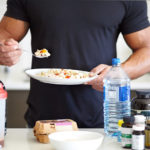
[122,47,150,79]
[0,29,13,41]
[0,16,29,42]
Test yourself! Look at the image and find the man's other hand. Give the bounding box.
[0,38,22,66]
[85,64,111,92]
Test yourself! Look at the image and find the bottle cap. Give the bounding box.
[123,116,135,124]
[0,83,7,99]
[118,120,124,127]
[134,115,146,124]
[133,125,145,131]
[112,58,121,65]
[136,90,150,99]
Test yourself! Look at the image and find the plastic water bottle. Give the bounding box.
[103,58,131,137]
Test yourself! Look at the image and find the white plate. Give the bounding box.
[25,68,98,85]
[49,131,104,150]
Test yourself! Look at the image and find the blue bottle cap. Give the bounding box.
[112,58,121,65]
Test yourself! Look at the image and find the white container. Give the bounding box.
[49,131,104,150]
[0,82,7,147]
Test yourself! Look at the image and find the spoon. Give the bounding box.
[0,43,50,58]
[21,48,51,58]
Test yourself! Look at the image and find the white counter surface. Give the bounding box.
[3,128,125,150]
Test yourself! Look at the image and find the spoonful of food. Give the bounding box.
[0,42,51,58]
[22,48,51,58]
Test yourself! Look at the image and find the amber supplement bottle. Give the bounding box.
[121,116,135,149]
[131,90,150,121]
[132,125,145,150]
[145,120,150,149]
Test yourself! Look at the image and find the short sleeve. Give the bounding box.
[120,1,150,35]
[4,0,29,22]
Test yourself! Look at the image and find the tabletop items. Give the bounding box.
[103,58,131,137]
[145,121,150,149]
[118,115,150,150]
[0,81,7,148]
[33,119,78,143]
[49,131,103,150]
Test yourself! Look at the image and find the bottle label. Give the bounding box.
[132,109,150,121]
[121,128,132,148]
[104,85,130,102]
[132,135,145,150]
[104,86,119,101]
[119,86,130,102]
[121,134,132,148]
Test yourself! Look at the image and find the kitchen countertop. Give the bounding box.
[3,128,124,150]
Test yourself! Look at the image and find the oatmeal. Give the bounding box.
[36,69,90,79]
[34,49,50,57]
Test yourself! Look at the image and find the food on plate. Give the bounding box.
[34,48,50,57]
[34,119,78,143]
[36,69,90,79]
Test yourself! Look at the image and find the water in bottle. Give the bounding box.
[103,58,131,137]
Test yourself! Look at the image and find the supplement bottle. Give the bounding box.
[134,115,146,127]
[132,90,150,122]
[103,58,131,137]
[145,120,150,149]
[132,125,145,150]
[121,116,134,149]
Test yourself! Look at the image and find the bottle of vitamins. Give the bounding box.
[121,116,135,149]
[145,120,150,149]
[131,90,150,122]
[103,58,131,137]
[134,115,146,127]
[132,125,145,150]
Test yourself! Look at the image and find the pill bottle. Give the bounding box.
[134,115,146,127]
[132,125,145,150]
[131,90,150,122]
[121,116,134,149]
[145,120,150,149]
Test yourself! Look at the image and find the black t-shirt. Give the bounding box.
[5,0,150,128]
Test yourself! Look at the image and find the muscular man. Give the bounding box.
[0,0,150,128]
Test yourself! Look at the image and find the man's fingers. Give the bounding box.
[86,75,102,85]
[90,64,108,76]
[0,49,22,58]
[85,65,112,91]
[0,44,19,52]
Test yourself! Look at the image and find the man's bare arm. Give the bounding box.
[0,16,29,66]
[122,27,150,79]
[87,27,150,91]
[0,16,29,41]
